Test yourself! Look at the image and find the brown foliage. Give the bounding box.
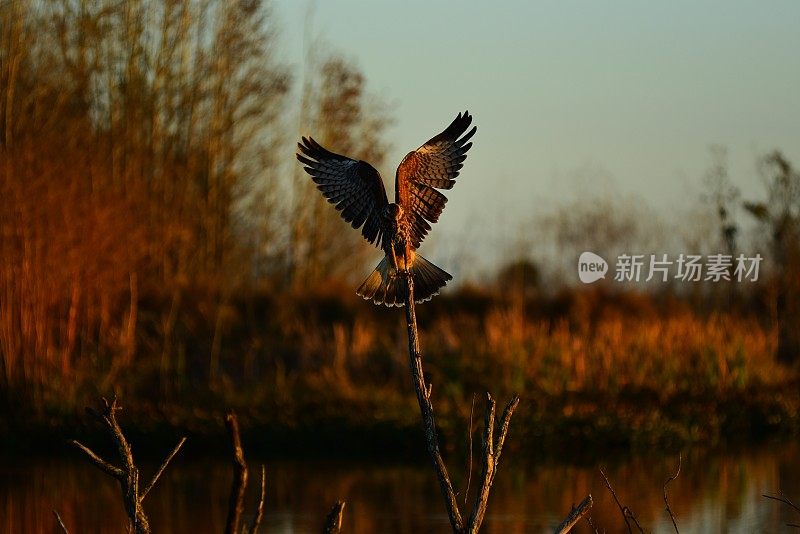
[288,55,393,286]
[0,0,290,393]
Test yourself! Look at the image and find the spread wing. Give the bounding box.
[395,111,476,248]
[297,137,389,247]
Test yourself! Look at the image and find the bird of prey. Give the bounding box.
[296,111,476,306]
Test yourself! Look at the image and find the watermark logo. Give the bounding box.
[578,252,763,284]
[578,251,609,284]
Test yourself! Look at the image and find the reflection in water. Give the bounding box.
[2,443,800,533]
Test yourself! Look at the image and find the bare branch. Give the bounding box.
[764,490,800,529]
[763,492,800,515]
[73,398,152,534]
[247,465,267,534]
[626,510,646,534]
[482,394,496,459]
[141,437,187,500]
[467,393,520,532]
[663,454,682,533]
[600,468,633,534]
[468,394,496,531]
[403,274,519,534]
[225,411,249,534]
[403,275,464,532]
[554,494,593,534]
[495,396,520,454]
[53,509,69,533]
[463,393,476,507]
[71,440,125,479]
[490,395,520,487]
[323,500,346,534]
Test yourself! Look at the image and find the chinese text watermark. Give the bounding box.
[578,252,762,284]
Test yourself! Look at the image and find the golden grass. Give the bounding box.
[0,281,793,454]
[387,299,780,412]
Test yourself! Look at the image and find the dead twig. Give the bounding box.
[467,393,520,533]
[463,393,476,507]
[488,394,519,489]
[763,491,800,528]
[403,274,519,534]
[74,399,147,533]
[599,467,629,533]
[71,399,280,534]
[224,413,273,534]
[468,393,496,531]
[403,275,464,532]
[53,510,69,533]
[627,506,645,532]
[71,440,124,478]
[554,494,593,534]
[247,465,267,534]
[763,492,800,515]
[663,454,682,533]
[599,467,644,534]
[225,411,249,534]
[141,437,187,500]
[72,397,183,534]
[323,500,346,534]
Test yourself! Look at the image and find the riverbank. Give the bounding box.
[2,286,795,460]
[3,379,799,464]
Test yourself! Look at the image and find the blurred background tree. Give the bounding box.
[0,0,396,399]
[703,146,740,259]
[288,54,392,288]
[744,152,800,365]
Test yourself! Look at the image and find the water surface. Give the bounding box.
[2,443,800,533]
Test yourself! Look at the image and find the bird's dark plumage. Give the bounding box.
[296,111,477,305]
[297,137,389,248]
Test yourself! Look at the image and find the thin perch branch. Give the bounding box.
[71,440,125,479]
[71,398,154,534]
[763,492,800,515]
[403,274,464,532]
[489,395,520,489]
[467,394,520,533]
[223,414,278,534]
[403,273,519,534]
[53,510,69,533]
[468,393,496,531]
[225,411,249,534]
[323,500,346,534]
[247,465,267,534]
[764,491,800,527]
[141,437,187,500]
[600,467,636,534]
[554,494,593,534]
[463,393,476,506]
[663,454,682,534]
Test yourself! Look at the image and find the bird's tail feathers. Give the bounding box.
[357,255,451,307]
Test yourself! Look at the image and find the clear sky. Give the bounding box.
[273,0,800,274]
